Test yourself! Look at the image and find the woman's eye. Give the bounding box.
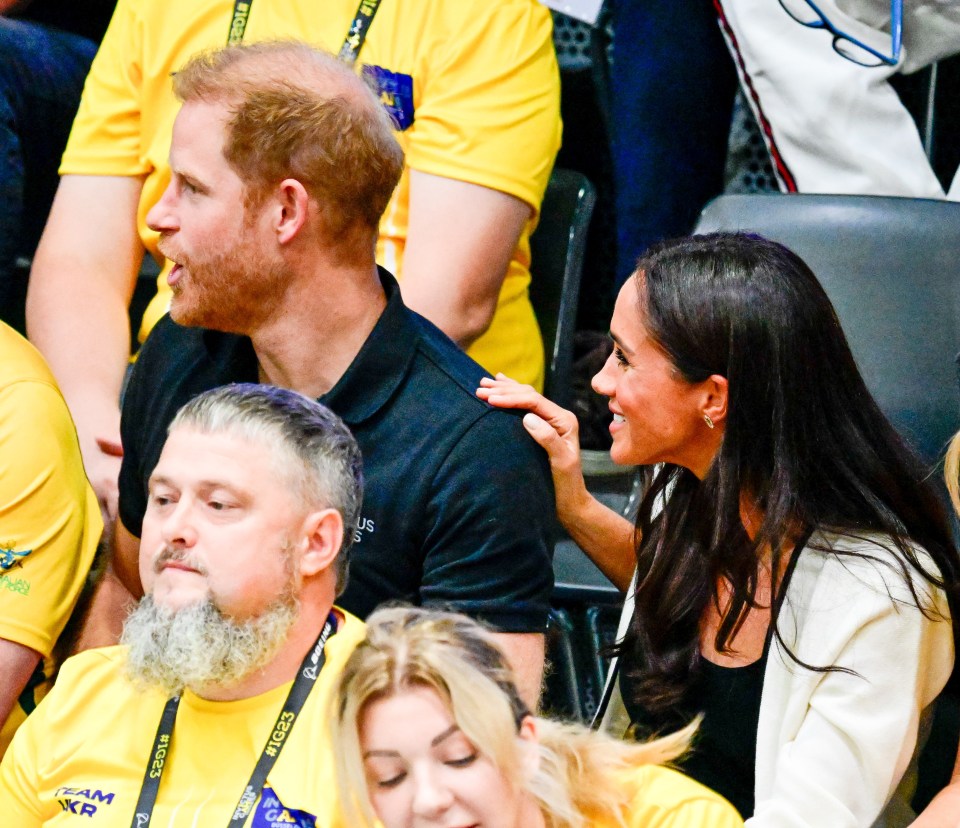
[375,772,406,789]
[614,346,629,367]
[445,753,478,768]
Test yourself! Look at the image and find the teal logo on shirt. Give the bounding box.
[0,544,31,571]
[252,786,316,827]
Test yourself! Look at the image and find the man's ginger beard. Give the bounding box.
[158,204,291,333]
[122,575,299,698]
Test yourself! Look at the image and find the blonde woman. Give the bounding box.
[330,606,742,828]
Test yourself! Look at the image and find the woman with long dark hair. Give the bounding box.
[478,232,959,826]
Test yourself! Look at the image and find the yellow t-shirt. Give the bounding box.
[0,609,365,826]
[586,765,744,828]
[61,0,561,388]
[0,323,101,757]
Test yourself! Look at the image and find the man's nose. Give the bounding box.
[146,180,179,234]
[160,499,198,548]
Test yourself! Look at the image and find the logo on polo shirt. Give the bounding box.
[352,516,376,545]
[0,573,29,596]
[0,544,31,571]
[54,786,117,818]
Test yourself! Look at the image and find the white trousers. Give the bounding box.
[715,0,960,198]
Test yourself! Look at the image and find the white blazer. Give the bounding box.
[599,530,954,827]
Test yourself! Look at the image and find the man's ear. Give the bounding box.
[702,373,729,429]
[297,508,344,577]
[273,178,311,244]
[517,715,541,781]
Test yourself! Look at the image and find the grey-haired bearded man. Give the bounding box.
[0,383,365,827]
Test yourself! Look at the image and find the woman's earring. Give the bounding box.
[703,414,715,429]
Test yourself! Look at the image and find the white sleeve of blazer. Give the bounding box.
[750,531,954,828]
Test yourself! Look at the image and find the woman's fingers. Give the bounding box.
[522,412,580,468]
[476,377,538,407]
[477,377,573,425]
[521,412,559,448]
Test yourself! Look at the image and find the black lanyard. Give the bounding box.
[227,0,383,65]
[130,612,337,828]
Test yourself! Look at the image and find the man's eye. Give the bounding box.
[208,501,231,511]
[149,493,173,507]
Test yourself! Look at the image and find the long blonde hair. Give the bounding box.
[330,606,692,828]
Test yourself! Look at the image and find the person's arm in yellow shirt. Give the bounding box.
[26,175,145,525]
[400,171,529,349]
[0,641,39,752]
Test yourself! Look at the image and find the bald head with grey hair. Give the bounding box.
[169,383,363,592]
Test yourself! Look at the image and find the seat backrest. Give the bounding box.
[694,193,960,467]
[529,168,597,408]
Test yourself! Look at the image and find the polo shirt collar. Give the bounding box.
[318,267,417,425]
[200,267,416,425]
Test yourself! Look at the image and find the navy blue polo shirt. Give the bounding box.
[118,270,555,632]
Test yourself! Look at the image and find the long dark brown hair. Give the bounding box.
[617,232,960,717]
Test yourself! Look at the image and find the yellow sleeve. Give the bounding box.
[0,380,100,657]
[406,0,561,214]
[0,676,48,826]
[59,0,148,176]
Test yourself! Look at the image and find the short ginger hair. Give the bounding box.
[173,41,404,239]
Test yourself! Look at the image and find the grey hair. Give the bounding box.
[169,383,363,593]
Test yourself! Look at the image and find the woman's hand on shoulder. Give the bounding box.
[478,374,636,590]
[477,374,589,519]
[478,375,580,467]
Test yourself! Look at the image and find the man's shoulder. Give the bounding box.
[324,608,365,668]
[137,315,216,370]
[0,323,60,392]
[128,317,252,413]
[55,646,132,689]
[402,308,485,392]
[0,324,80,457]
[36,647,151,727]
[400,309,527,429]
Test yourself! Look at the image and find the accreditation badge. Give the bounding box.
[362,65,415,131]
[251,785,316,827]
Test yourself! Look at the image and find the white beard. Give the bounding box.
[121,593,299,698]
